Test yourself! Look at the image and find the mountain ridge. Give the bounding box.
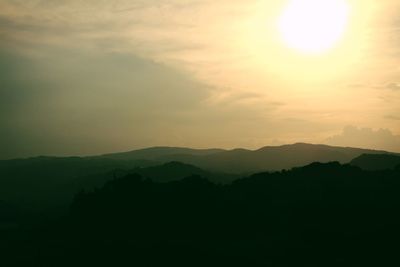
[350,153,400,170]
[2,143,397,175]
[106,143,395,174]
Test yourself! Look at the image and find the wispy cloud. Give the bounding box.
[385,115,400,121]
[386,83,400,90]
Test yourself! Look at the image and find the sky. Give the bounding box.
[0,0,400,159]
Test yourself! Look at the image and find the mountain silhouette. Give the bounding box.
[146,143,395,173]
[0,158,234,214]
[350,153,400,170]
[97,146,225,161]
[128,161,237,183]
[0,200,20,230]
[0,156,150,212]
[0,143,396,213]
[4,162,398,266]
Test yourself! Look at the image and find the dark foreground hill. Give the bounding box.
[129,161,237,183]
[2,162,400,267]
[350,153,400,170]
[0,156,150,212]
[0,158,235,215]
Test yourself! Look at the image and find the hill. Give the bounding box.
[350,154,400,170]
[5,162,399,266]
[0,143,396,212]
[0,157,153,212]
[97,146,225,161]
[128,161,237,184]
[0,157,234,214]
[151,143,394,173]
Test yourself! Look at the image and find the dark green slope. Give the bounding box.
[129,161,237,184]
[350,153,400,170]
[0,157,234,214]
[0,157,151,212]
[7,162,399,267]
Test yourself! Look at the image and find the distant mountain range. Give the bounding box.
[97,147,225,161]
[2,144,400,266]
[96,143,396,174]
[0,143,398,213]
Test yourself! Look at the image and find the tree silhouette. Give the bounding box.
[2,161,400,266]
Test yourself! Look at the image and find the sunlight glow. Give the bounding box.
[278,0,350,54]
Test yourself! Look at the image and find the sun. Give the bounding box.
[278,0,350,55]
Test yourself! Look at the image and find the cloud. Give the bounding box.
[385,115,400,121]
[347,83,366,89]
[326,126,400,152]
[386,83,400,90]
[1,0,399,158]
[0,44,286,159]
[363,82,400,90]
[0,46,211,159]
[211,91,284,108]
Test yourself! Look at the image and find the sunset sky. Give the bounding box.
[1,0,400,159]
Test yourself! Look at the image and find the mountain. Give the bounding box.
[350,154,400,170]
[97,147,225,161]
[128,161,237,184]
[0,143,396,212]
[149,143,395,174]
[3,156,400,266]
[0,157,234,214]
[0,156,152,212]
[0,200,20,229]
[16,162,398,267]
